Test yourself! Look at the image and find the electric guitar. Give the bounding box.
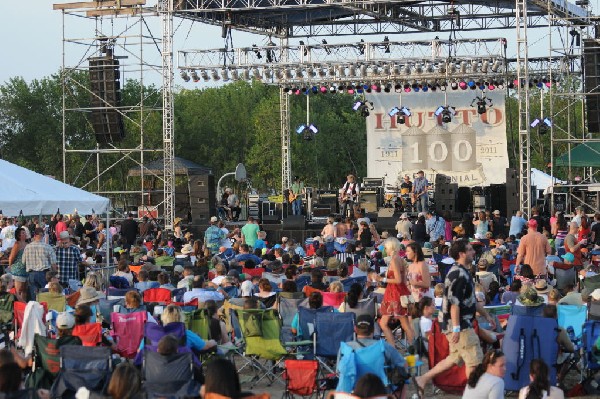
[288,192,298,203]
[411,191,425,204]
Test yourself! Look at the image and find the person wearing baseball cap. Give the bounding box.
[514,218,552,277]
[204,216,225,256]
[338,314,407,396]
[491,210,508,239]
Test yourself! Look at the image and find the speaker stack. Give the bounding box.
[88,54,125,144]
[282,215,307,230]
[435,174,458,217]
[584,38,600,133]
[505,168,520,217]
[189,174,216,223]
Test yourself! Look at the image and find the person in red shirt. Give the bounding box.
[54,214,68,242]
[515,219,552,277]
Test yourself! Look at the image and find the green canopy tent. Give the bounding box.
[555,142,600,167]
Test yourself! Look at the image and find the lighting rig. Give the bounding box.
[388,106,412,124]
[471,95,494,115]
[296,123,319,140]
[530,117,552,134]
[434,106,457,123]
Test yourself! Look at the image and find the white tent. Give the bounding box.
[531,168,567,195]
[0,159,110,216]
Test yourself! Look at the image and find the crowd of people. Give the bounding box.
[0,203,599,399]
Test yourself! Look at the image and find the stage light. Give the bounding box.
[448,63,457,74]
[220,68,229,81]
[252,44,262,59]
[384,84,391,93]
[354,101,373,117]
[389,106,411,124]
[190,71,199,82]
[481,60,489,73]
[422,85,429,92]
[231,69,240,81]
[491,60,502,73]
[394,83,402,92]
[312,86,319,94]
[338,65,347,78]
[308,124,319,134]
[252,68,261,80]
[347,87,355,95]
[201,70,210,82]
[242,69,250,81]
[403,65,411,76]
[353,101,364,111]
[263,69,272,80]
[299,40,308,56]
[425,63,434,73]
[318,68,326,78]
[360,64,368,77]
[467,80,476,88]
[329,86,337,93]
[472,95,493,115]
[284,69,293,80]
[180,70,190,82]
[320,86,327,94]
[415,64,423,74]
[348,65,357,77]
[471,60,479,73]
[358,39,365,55]
[530,119,540,128]
[307,66,315,77]
[382,64,391,75]
[435,106,456,123]
[328,67,336,77]
[488,83,496,90]
[459,81,467,90]
[296,124,307,134]
[295,67,304,78]
[460,61,467,74]
[283,87,291,94]
[451,81,459,90]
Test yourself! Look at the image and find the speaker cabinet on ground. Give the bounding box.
[89,56,125,144]
[282,215,306,230]
[189,174,216,223]
[505,168,520,217]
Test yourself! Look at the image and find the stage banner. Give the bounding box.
[366,91,508,187]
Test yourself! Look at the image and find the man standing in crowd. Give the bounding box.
[491,210,507,238]
[508,210,527,237]
[73,215,85,240]
[290,176,305,216]
[56,231,81,287]
[564,221,585,267]
[426,211,446,243]
[0,217,17,252]
[241,217,260,249]
[83,215,97,243]
[204,216,225,256]
[225,188,241,221]
[23,227,58,298]
[414,240,495,395]
[120,213,138,249]
[515,219,552,276]
[412,170,429,213]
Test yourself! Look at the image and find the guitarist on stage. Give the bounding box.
[340,174,360,219]
[412,170,429,213]
[290,176,305,215]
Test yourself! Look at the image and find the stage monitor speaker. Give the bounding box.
[377,217,397,232]
[89,56,125,144]
[584,39,600,133]
[282,215,306,230]
[378,208,395,218]
[262,215,281,224]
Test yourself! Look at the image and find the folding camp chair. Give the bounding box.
[263,272,286,287]
[590,299,600,321]
[51,345,112,398]
[171,287,187,302]
[234,308,288,388]
[72,323,103,347]
[322,292,346,308]
[223,285,239,298]
[143,350,201,398]
[98,298,125,323]
[277,294,307,344]
[283,359,324,399]
[108,276,130,289]
[106,287,136,300]
[25,334,81,390]
[110,311,147,359]
[36,292,67,313]
[336,340,389,393]
[295,275,311,293]
[143,287,172,304]
[554,263,577,293]
[13,300,27,340]
[0,292,15,346]
[342,297,377,320]
[556,305,587,383]
[184,308,211,340]
[582,320,600,378]
[313,312,355,373]
[243,267,266,278]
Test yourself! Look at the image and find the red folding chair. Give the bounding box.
[143,288,172,305]
[72,323,102,347]
[283,359,322,399]
[13,301,27,340]
[111,311,147,358]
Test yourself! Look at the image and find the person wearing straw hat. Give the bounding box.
[533,279,551,303]
[77,286,102,307]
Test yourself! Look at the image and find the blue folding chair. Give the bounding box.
[337,340,388,393]
[295,275,311,293]
[557,304,587,340]
[582,320,600,378]
[171,288,186,302]
[313,312,355,373]
[223,285,239,298]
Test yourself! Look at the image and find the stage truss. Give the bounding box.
[54,0,598,221]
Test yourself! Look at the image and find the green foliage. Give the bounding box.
[2,71,590,194]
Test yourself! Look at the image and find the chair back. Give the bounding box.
[223,285,239,298]
[242,267,266,278]
[184,308,211,340]
[557,304,587,339]
[171,288,186,302]
[263,272,285,287]
[60,345,111,371]
[106,287,136,299]
[72,323,103,347]
[109,276,130,289]
[143,288,172,304]
[295,275,311,292]
[314,312,355,358]
[343,297,376,319]
[144,321,186,348]
[554,263,577,292]
[336,340,387,393]
[143,350,193,382]
[236,309,287,361]
[284,359,319,395]
[0,292,15,325]
[111,311,147,358]
[298,306,333,341]
[37,292,67,312]
[322,292,346,308]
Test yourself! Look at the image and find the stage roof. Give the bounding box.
[127,157,212,177]
[555,142,600,168]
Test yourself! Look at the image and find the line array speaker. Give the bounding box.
[88,56,125,144]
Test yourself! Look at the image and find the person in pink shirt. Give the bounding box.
[54,214,68,241]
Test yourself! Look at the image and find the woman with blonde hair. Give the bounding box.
[378,237,414,345]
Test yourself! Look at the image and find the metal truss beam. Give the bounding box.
[172,1,589,37]
[516,0,531,217]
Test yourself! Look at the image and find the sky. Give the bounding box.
[1,1,599,86]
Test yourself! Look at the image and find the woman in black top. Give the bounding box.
[412,215,428,246]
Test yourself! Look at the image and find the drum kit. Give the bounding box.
[384,184,413,211]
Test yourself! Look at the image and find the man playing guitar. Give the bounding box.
[411,170,429,213]
[340,174,360,218]
[289,176,305,215]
